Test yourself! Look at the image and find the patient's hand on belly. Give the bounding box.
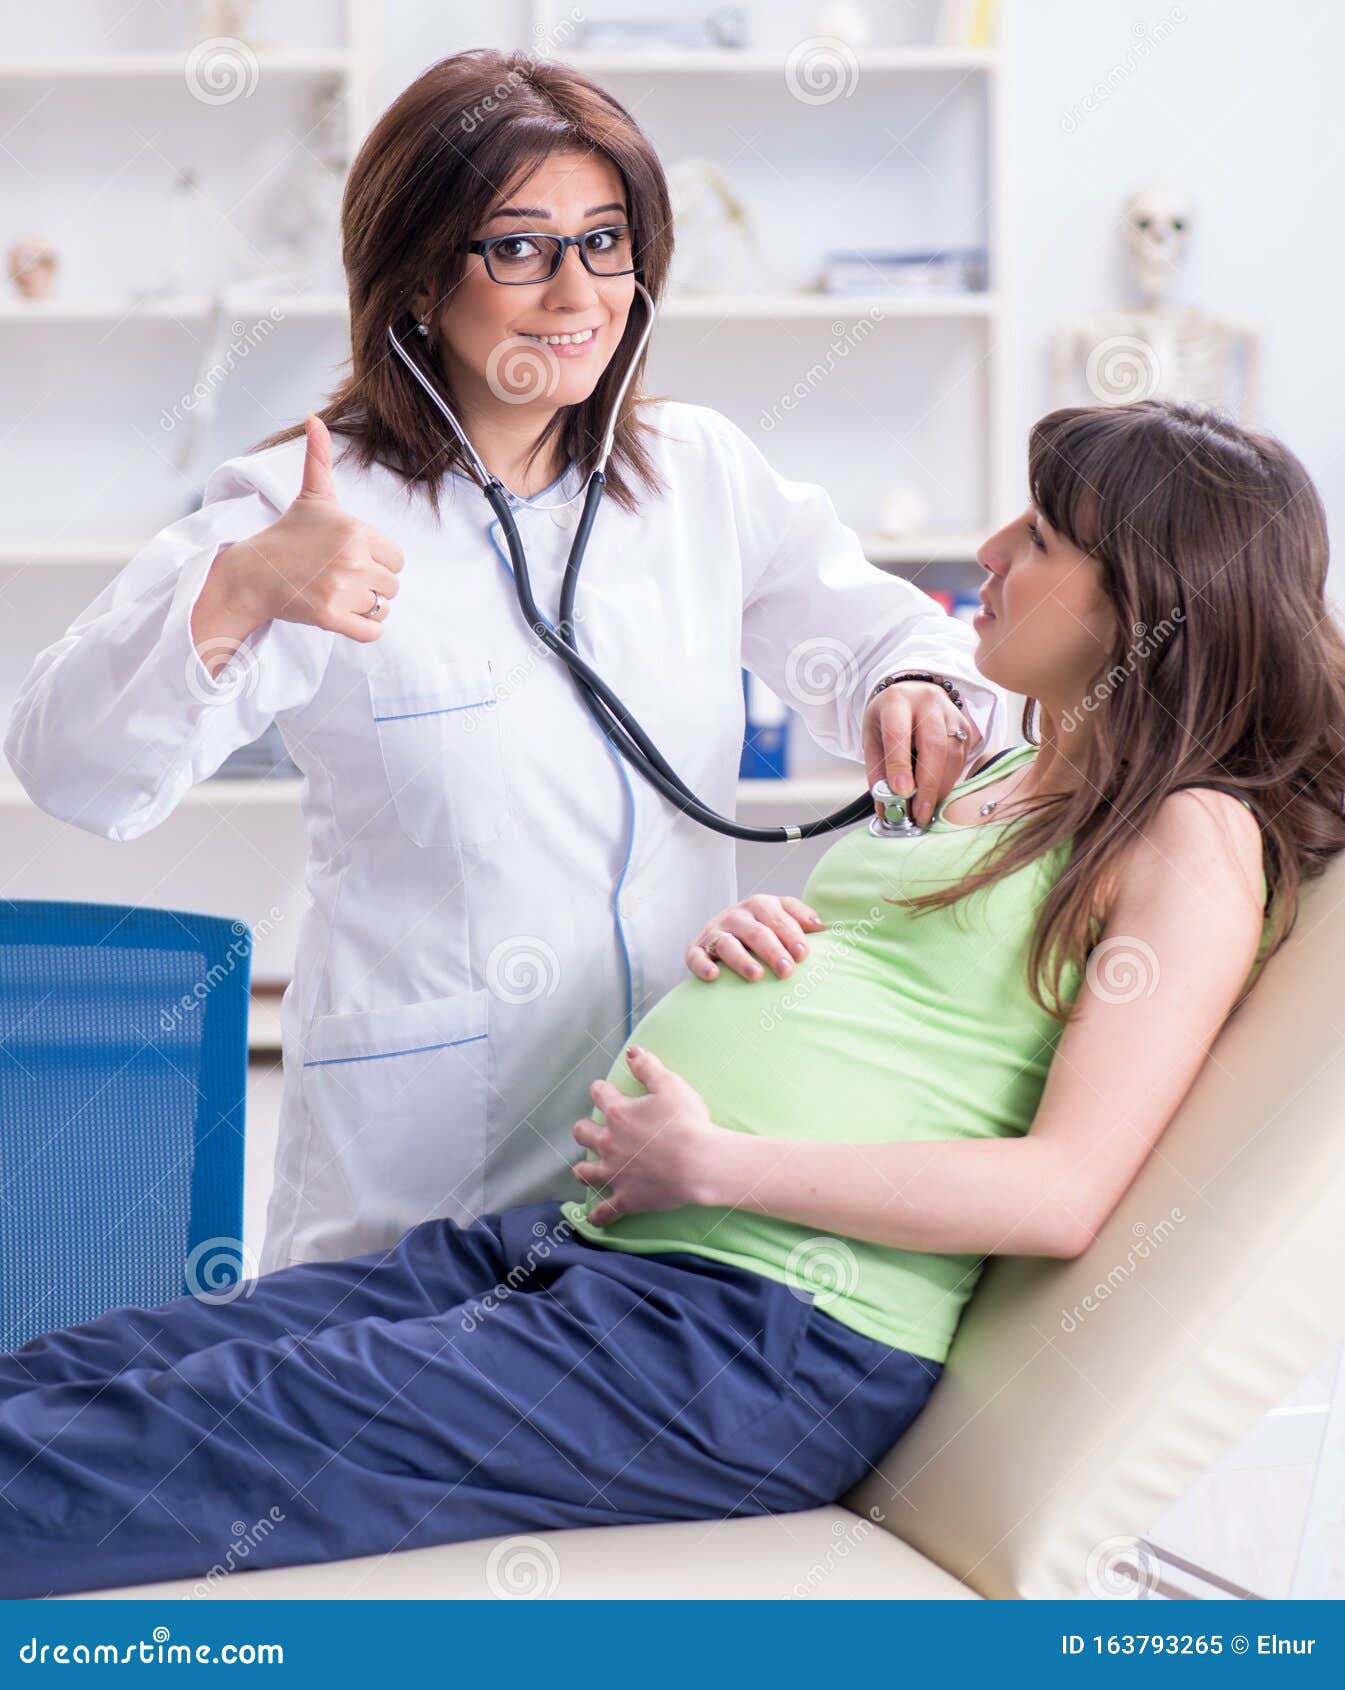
[572,1045,724,1225]
[686,893,825,983]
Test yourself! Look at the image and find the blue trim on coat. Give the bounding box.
[303,1033,488,1068]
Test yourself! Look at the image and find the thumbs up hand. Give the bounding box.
[221,414,405,643]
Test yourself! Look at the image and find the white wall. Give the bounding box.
[1006,0,1344,574]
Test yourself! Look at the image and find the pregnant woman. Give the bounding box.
[3,401,1342,1599]
[3,49,1007,1277]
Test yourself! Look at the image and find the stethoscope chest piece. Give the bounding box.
[869,780,927,838]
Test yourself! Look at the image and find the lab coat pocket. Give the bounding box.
[298,989,492,1239]
[369,654,510,848]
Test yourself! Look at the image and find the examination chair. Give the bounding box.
[0,902,249,1352]
[72,856,1345,1601]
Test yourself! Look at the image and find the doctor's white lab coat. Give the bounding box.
[5,400,1013,1271]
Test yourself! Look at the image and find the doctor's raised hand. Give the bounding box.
[191,413,404,676]
[862,672,983,829]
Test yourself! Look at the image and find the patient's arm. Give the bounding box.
[581,790,1265,1261]
[696,789,1265,1259]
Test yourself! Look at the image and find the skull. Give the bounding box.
[1123,184,1193,304]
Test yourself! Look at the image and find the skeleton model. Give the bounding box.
[1052,184,1259,419]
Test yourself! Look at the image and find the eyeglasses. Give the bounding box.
[462,224,636,285]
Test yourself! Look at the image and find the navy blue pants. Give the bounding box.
[0,1202,939,1598]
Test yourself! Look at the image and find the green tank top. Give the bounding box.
[562,743,1271,1362]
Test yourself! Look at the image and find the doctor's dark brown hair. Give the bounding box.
[899,398,1345,1022]
[254,48,674,515]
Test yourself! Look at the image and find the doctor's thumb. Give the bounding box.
[297,412,338,503]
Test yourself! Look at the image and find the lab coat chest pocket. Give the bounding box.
[369,654,510,848]
[298,989,492,1229]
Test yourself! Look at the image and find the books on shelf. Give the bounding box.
[739,671,789,780]
[822,249,987,297]
[937,0,998,48]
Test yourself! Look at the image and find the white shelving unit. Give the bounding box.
[555,47,996,74]
[0,2,383,986]
[0,51,358,81]
[530,0,1015,541]
[0,5,1009,588]
[0,1,1008,974]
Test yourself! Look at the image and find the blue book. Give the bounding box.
[739,670,789,779]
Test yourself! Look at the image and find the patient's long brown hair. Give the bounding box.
[902,399,1345,1021]
[254,49,673,515]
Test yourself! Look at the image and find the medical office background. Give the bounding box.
[1,0,1342,1599]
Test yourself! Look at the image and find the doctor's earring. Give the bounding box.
[415,319,429,338]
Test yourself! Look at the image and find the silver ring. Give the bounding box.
[949,725,969,742]
[364,588,384,620]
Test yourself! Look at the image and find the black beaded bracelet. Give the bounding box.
[868,670,967,712]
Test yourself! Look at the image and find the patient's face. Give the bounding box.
[972,508,1116,705]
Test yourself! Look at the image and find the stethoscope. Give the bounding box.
[385,283,923,844]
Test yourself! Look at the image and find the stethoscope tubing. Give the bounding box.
[386,285,876,843]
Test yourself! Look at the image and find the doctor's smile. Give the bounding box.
[2,35,1343,1610]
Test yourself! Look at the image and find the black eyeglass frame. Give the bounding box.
[461,224,638,285]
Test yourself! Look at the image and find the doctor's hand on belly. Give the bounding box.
[190,413,406,678]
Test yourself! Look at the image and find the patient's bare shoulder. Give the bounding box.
[1107,785,1265,954]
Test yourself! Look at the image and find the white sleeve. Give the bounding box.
[3,457,336,842]
[720,413,1014,763]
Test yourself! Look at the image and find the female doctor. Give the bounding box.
[4,49,1011,1273]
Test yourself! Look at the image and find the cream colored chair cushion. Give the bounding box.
[68,1509,974,1601]
[69,857,1345,1600]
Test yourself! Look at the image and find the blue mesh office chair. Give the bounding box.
[0,901,249,1351]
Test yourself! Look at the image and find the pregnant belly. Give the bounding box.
[604,957,899,1144]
